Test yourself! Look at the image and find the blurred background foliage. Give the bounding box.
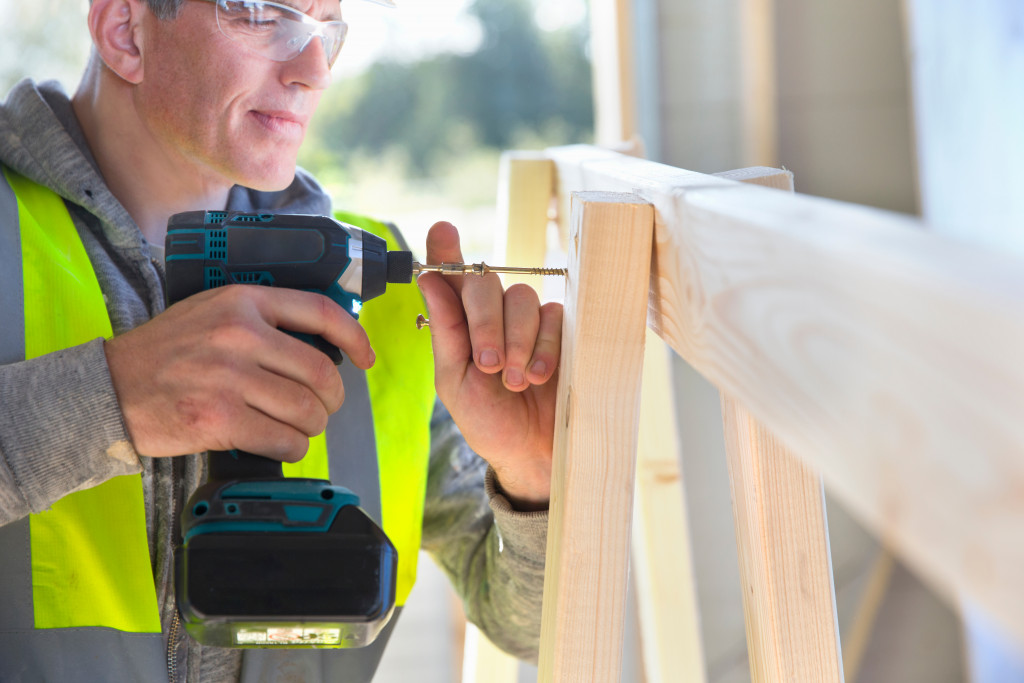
[0,0,594,259]
[301,0,594,257]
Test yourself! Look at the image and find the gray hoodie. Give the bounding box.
[0,79,546,682]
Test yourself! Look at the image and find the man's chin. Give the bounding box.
[237,166,299,193]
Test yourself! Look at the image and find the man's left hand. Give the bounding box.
[416,222,562,512]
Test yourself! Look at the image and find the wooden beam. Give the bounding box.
[461,623,518,683]
[589,0,637,146]
[473,151,553,683]
[841,549,895,682]
[632,330,707,683]
[542,145,1024,647]
[538,192,654,683]
[739,0,779,166]
[713,166,793,192]
[496,152,555,293]
[629,166,793,683]
[714,165,842,681]
[549,145,626,253]
[722,395,843,682]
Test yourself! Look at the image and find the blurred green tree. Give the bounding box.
[302,0,593,179]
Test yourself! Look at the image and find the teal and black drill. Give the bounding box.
[164,210,415,650]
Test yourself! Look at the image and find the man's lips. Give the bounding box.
[250,110,307,138]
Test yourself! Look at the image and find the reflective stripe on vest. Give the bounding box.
[3,166,162,632]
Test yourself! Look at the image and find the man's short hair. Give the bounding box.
[146,0,185,20]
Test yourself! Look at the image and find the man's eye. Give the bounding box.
[247,17,281,29]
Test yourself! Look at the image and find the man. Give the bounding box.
[0,0,561,680]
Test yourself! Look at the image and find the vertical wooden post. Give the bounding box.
[717,166,843,682]
[461,623,518,683]
[739,0,779,167]
[722,397,844,682]
[589,0,637,146]
[462,151,557,683]
[632,331,707,683]
[496,152,555,293]
[538,192,654,683]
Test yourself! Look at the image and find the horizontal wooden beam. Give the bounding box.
[544,145,1024,646]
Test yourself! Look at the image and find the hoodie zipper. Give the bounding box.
[167,608,182,683]
[167,455,184,683]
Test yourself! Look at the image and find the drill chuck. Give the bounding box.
[386,250,414,284]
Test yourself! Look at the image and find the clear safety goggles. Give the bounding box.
[201,0,359,69]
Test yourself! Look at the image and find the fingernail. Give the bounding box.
[369,349,376,366]
[530,360,547,376]
[507,368,524,387]
[480,350,499,367]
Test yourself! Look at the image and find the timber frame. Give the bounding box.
[493,144,1024,682]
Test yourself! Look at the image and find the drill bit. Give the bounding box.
[412,261,567,277]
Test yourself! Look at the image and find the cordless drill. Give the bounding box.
[165,210,415,649]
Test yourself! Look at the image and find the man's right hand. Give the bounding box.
[104,285,375,461]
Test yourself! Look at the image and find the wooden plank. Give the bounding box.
[841,549,895,681]
[632,330,707,683]
[538,192,654,683]
[471,151,552,683]
[713,165,793,191]
[628,165,794,683]
[542,145,1024,647]
[739,0,779,166]
[461,623,518,683]
[549,145,626,253]
[589,0,637,146]
[496,152,555,293]
[715,165,842,681]
[722,395,843,682]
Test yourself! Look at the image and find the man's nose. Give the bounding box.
[282,35,332,90]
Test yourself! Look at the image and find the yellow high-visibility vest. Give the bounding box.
[5,165,434,634]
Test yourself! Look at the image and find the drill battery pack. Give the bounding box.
[174,477,397,649]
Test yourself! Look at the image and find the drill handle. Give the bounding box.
[292,332,343,365]
[207,450,284,482]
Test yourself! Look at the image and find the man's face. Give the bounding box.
[134,0,339,191]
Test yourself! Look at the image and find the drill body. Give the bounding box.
[165,210,413,649]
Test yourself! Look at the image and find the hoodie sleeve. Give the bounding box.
[0,338,142,525]
[420,400,548,663]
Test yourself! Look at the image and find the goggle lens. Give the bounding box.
[215,0,348,68]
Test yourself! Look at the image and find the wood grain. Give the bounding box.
[632,330,708,683]
[538,192,654,683]
[716,165,842,682]
[544,144,1024,647]
[722,395,843,682]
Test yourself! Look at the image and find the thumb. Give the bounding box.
[417,272,473,393]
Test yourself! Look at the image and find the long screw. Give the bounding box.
[412,261,567,277]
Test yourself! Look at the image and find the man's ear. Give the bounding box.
[88,0,147,84]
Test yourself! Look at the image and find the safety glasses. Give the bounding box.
[199,0,349,69]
